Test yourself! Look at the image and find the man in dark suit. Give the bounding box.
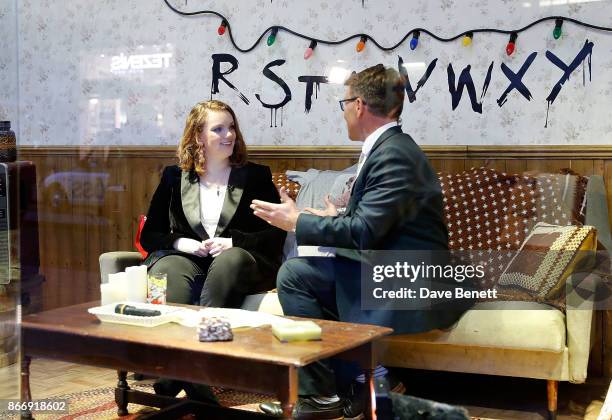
[252,64,463,419]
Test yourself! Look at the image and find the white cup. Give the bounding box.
[100,283,123,305]
[108,272,129,301]
[125,265,148,303]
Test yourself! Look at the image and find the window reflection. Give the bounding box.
[81,44,176,146]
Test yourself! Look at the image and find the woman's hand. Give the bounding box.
[203,237,233,257]
[173,238,210,257]
[303,194,338,217]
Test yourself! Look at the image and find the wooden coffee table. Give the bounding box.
[21,302,392,419]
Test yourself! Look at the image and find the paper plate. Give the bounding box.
[88,302,183,327]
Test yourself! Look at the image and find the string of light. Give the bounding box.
[163,0,612,58]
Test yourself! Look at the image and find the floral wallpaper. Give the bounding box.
[0,0,18,133]
[2,0,612,146]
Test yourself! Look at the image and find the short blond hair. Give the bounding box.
[345,64,405,119]
[177,100,247,176]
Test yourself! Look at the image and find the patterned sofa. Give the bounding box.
[267,168,611,419]
[99,167,610,419]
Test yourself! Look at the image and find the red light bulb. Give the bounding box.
[506,32,518,56]
[217,20,227,36]
[304,40,316,60]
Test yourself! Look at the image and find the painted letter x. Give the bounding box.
[497,52,537,107]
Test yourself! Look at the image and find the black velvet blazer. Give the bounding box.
[140,162,286,279]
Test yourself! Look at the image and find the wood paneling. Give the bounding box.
[17,144,612,378]
[18,144,612,310]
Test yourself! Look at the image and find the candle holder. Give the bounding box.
[0,121,17,162]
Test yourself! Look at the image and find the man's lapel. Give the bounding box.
[215,165,247,237]
[345,126,402,214]
[180,170,209,240]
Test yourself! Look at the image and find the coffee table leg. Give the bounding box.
[115,370,130,416]
[278,366,298,418]
[20,356,33,420]
[337,342,377,420]
[365,367,376,420]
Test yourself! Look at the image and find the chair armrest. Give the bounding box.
[565,272,600,383]
[569,175,612,383]
[585,175,612,251]
[99,251,144,284]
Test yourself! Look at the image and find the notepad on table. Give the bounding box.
[272,321,322,342]
[198,308,294,329]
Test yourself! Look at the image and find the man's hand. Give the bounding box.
[203,237,233,257]
[303,194,338,217]
[251,187,300,232]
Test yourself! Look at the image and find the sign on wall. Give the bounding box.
[8,0,612,146]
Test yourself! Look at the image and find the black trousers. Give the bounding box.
[150,247,272,402]
[276,256,363,397]
[149,247,271,307]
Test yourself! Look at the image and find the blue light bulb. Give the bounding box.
[410,31,420,51]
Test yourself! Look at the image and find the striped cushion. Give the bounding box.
[498,222,597,299]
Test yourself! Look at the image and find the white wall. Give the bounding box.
[5,0,612,146]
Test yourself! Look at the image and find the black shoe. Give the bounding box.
[260,397,344,419]
[153,378,183,397]
[389,378,406,395]
[342,383,365,420]
[342,376,405,420]
[182,382,220,406]
[342,395,365,420]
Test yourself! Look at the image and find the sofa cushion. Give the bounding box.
[558,168,589,225]
[285,166,357,210]
[244,292,565,353]
[395,301,566,353]
[498,222,597,298]
[439,168,591,290]
[439,168,538,289]
[241,292,284,315]
[271,172,301,200]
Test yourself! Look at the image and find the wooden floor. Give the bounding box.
[0,359,609,419]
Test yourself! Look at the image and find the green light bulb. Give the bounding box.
[267,29,278,46]
[553,19,563,40]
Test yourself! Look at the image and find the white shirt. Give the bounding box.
[294,121,399,258]
[354,121,399,180]
[199,179,227,238]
